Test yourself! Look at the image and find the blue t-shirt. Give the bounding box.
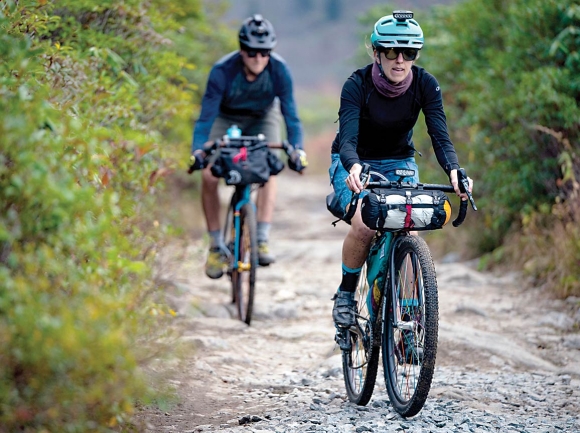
[192,51,303,151]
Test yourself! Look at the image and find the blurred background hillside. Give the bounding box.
[220,0,458,170]
[223,0,457,89]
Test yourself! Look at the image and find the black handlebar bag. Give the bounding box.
[326,191,346,220]
[361,189,452,231]
[211,146,282,186]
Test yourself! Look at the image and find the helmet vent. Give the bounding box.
[251,30,269,37]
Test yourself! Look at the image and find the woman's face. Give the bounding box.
[375,49,414,83]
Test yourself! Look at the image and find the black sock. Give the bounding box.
[339,263,362,293]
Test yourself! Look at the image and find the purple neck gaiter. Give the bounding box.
[372,61,413,98]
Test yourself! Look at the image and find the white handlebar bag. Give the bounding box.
[361,189,452,231]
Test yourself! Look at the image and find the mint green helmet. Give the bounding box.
[370,10,424,50]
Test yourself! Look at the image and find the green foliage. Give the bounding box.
[0,0,232,430]
[418,0,580,292]
[420,0,579,242]
[297,91,339,136]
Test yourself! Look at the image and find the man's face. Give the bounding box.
[240,48,271,76]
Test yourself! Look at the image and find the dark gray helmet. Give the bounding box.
[238,14,277,50]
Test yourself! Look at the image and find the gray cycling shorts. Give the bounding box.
[209,99,282,143]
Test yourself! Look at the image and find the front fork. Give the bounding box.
[383,235,421,338]
[231,185,255,272]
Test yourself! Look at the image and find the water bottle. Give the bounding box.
[227,124,242,138]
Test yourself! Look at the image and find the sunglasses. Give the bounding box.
[246,48,271,58]
[380,47,419,61]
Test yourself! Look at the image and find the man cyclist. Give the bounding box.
[329,11,473,347]
[190,14,306,279]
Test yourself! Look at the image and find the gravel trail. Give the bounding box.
[139,172,580,433]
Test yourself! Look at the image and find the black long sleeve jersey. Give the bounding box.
[331,63,460,174]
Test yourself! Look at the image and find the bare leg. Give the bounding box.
[201,167,221,232]
[256,176,277,223]
[201,167,228,278]
[342,201,375,269]
[333,202,375,333]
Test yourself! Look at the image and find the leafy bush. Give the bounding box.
[0,0,232,430]
[419,0,580,293]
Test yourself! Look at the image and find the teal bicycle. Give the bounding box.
[338,164,476,417]
[199,133,298,325]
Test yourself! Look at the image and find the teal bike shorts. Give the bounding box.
[328,153,420,215]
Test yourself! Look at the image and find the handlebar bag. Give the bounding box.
[326,191,346,220]
[211,146,273,185]
[361,189,452,231]
[266,150,284,176]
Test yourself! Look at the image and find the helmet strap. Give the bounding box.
[376,57,386,78]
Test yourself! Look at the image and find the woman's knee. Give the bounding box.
[349,218,375,243]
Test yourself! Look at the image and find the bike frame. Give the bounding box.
[365,230,413,333]
[385,234,422,335]
[347,230,399,370]
[231,184,255,271]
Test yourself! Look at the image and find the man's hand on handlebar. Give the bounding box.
[187,150,206,174]
[288,149,308,173]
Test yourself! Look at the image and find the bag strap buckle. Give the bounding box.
[404,191,414,229]
[233,147,248,163]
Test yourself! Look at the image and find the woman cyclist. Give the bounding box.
[329,11,473,347]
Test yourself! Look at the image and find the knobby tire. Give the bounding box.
[231,203,257,325]
[224,198,235,304]
[382,235,438,417]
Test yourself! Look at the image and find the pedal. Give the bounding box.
[335,328,352,351]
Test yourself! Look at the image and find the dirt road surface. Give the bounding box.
[137,171,580,432]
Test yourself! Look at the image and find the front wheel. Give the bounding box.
[231,203,257,325]
[382,235,438,417]
[342,263,381,405]
[223,196,236,304]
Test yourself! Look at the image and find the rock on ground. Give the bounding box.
[135,172,580,433]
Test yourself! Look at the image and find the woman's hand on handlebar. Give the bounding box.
[450,169,473,201]
[346,163,366,193]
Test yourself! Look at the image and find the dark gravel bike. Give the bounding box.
[339,164,476,417]
[201,134,296,325]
